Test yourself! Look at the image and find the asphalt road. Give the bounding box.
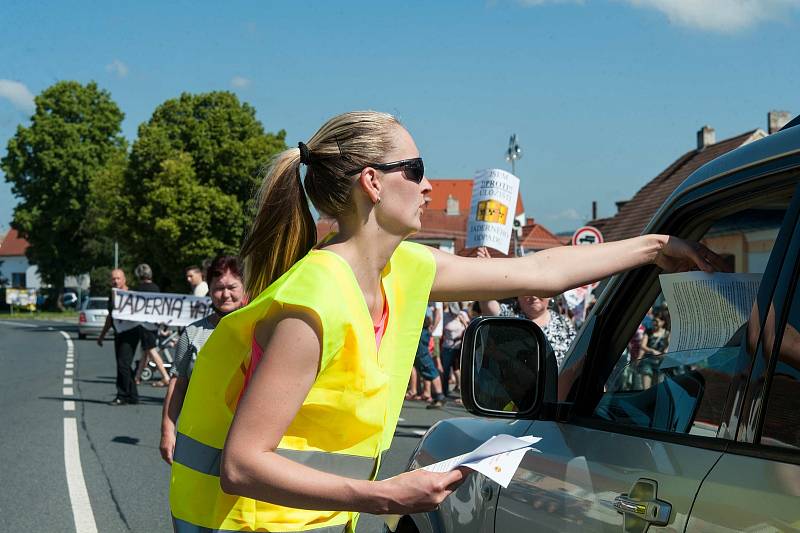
[0,319,470,532]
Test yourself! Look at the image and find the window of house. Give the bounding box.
[759,265,800,451]
[11,272,26,288]
[590,197,793,437]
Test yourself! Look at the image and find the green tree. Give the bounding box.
[1,81,127,297]
[125,91,286,289]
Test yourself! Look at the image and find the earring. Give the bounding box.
[376,196,381,204]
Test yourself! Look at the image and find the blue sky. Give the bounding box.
[1,0,798,235]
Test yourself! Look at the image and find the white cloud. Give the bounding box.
[516,0,799,32]
[230,76,252,89]
[623,0,800,32]
[0,80,35,112]
[106,59,129,78]
[545,208,584,221]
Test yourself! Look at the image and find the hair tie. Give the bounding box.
[298,142,312,165]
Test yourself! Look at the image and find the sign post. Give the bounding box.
[566,226,605,324]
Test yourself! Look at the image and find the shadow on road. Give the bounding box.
[38,395,166,405]
[111,436,140,445]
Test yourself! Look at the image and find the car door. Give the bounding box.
[493,164,800,531]
[686,189,800,531]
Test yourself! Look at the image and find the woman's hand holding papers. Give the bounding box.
[653,235,730,274]
[372,467,471,514]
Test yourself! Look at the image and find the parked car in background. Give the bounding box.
[395,118,800,532]
[78,297,110,340]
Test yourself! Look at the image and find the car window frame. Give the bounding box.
[721,201,800,466]
[561,171,800,451]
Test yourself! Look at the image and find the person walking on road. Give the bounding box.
[97,269,140,406]
[131,263,171,387]
[160,255,245,464]
[170,110,726,533]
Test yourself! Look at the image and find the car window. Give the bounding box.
[760,269,800,450]
[84,298,108,310]
[590,201,791,437]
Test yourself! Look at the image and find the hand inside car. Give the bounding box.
[654,236,730,273]
[376,467,471,515]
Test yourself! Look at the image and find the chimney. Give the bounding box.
[768,110,792,134]
[697,125,715,150]
[616,200,629,213]
[445,194,459,215]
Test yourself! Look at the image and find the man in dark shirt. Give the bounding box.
[98,269,141,405]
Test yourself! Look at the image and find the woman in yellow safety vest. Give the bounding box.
[170,111,726,533]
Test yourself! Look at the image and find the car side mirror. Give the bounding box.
[460,316,548,418]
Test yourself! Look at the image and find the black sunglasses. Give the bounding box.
[344,157,425,184]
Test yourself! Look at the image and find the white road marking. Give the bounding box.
[63,387,74,396]
[64,378,73,385]
[60,331,71,340]
[0,320,39,328]
[63,418,98,533]
[64,401,75,411]
[65,369,74,376]
[66,363,74,369]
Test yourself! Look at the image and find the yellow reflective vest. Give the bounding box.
[170,241,436,532]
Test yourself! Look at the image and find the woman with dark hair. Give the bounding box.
[170,110,726,532]
[159,255,245,464]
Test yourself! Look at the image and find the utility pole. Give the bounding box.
[114,241,119,269]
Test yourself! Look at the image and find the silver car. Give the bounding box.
[78,296,110,339]
[397,119,800,531]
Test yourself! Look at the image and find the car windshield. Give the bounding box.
[84,299,108,310]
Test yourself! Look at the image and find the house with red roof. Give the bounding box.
[0,228,42,288]
[588,111,792,272]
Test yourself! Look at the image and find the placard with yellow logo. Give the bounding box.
[466,168,520,253]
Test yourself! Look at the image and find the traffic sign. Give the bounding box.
[572,226,604,246]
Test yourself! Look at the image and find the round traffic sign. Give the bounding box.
[572,226,604,246]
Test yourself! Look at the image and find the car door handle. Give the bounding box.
[613,495,670,524]
[613,479,671,527]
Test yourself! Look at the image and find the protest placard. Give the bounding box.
[111,288,213,327]
[466,168,520,253]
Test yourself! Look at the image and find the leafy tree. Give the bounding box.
[125,91,286,289]
[1,81,127,297]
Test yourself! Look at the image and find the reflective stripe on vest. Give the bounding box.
[170,241,436,532]
[174,432,378,480]
[173,516,347,533]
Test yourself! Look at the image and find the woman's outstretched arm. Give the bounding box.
[220,308,468,515]
[429,234,727,302]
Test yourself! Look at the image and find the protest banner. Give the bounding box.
[111,288,212,327]
[466,168,521,253]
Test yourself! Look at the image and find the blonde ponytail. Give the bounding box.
[241,148,316,297]
[242,111,401,297]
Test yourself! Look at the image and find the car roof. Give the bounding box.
[672,122,800,199]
